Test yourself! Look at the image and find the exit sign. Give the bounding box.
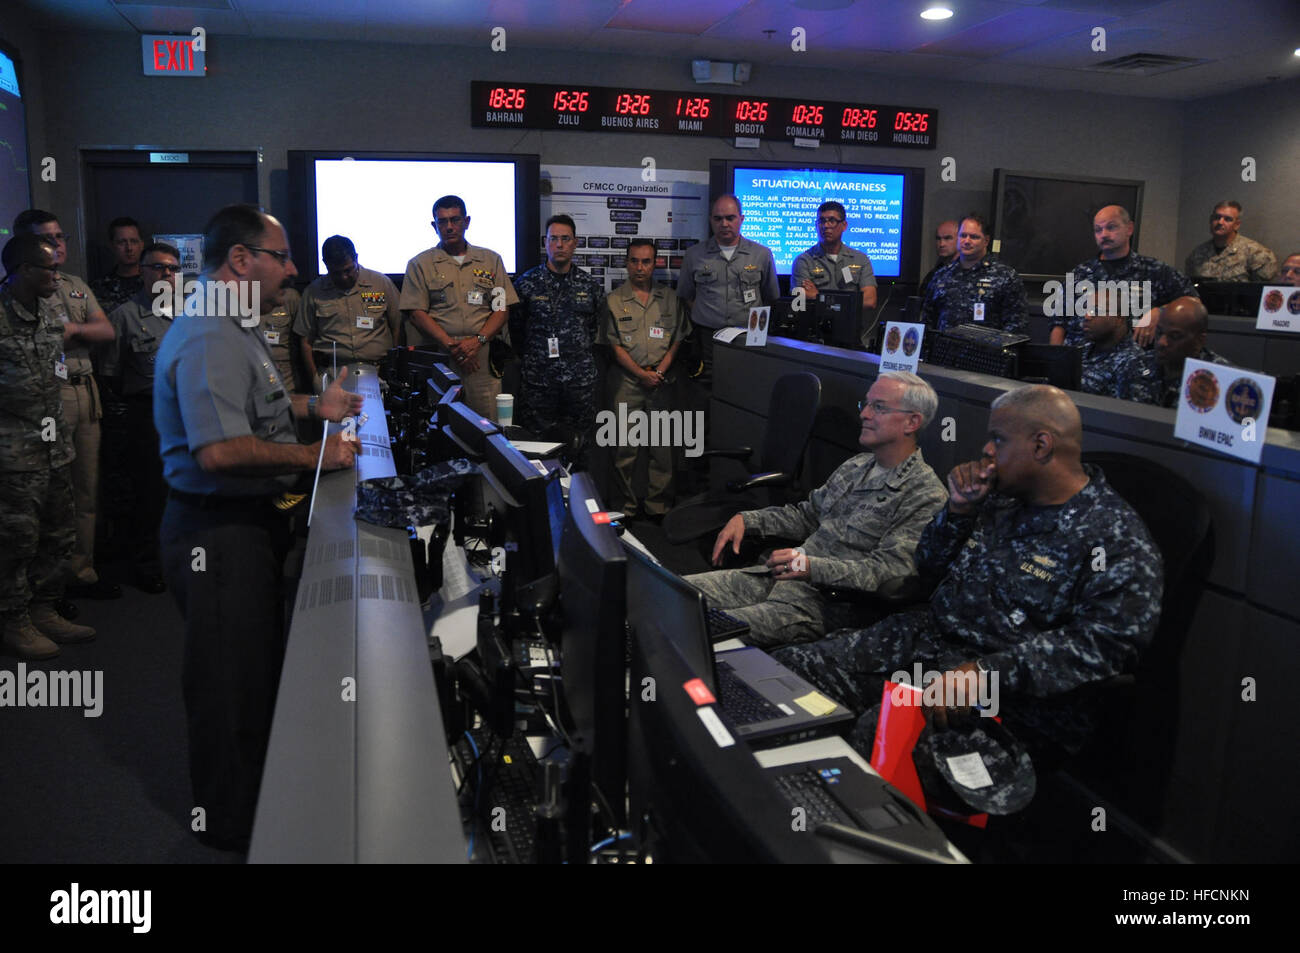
[142,35,205,77]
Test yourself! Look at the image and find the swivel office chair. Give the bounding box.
[662,372,821,546]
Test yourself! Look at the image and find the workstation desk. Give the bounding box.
[713,335,1300,863]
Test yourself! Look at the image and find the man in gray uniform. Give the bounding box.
[603,238,689,520]
[687,372,948,649]
[102,242,183,593]
[1079,294,1159,404]
[793,201,878,346]
[0,235,97,659]
[14,210,119,600]
[773,386,1164,764]
[675,194,779,386]
[1184,201,1278,283]
[1148,296,1232,408]
[154,205,363,850]
[296,235,401,390]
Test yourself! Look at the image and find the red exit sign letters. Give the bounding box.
[141,34,206,77]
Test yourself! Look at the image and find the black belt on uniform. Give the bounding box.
[65,372,93,384]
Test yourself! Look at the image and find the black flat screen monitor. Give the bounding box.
[624,546,715,693]
[991,169,1144,283]
[556,472,628,825]
[288,151,541,280]
[445,401,499,458]
[482,433,561,614]
[1016,344,1083,391]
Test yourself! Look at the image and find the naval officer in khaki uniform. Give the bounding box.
[14,209,118,600]
[295,235,401,390]
[258,285,302,393]
[399,195,518,421]
[602,239,688,520]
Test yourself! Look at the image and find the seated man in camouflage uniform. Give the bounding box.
[1184,201,1278,284]
[687,371,948,649]
[773,385,1163,764]
[1149,296,1232,409]
[1078,288,1158,404]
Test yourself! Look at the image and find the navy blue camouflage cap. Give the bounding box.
[913,718,1037,816]
[354,458,477,529]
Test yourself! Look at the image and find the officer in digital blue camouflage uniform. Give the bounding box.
[773,385,1163,765]
[101,242,182,594]
[1184,201,1278,283]
[918,220,958,301]
[0,235,97,660]
[1148,296,1232,408]
[687,372,948,649]
[90,217,146,315]
[793,201,877,343]
[512,214,606,469]
[1052,206,1197,350]
[919,214,1027,334]
[1078,293,1158,404]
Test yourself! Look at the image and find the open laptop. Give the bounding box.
[624,545,854,749]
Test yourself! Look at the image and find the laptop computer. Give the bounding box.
[624,545,854,749]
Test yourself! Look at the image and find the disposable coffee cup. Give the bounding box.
[496,393,514,427]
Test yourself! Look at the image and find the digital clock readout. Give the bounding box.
[472,82,937,148]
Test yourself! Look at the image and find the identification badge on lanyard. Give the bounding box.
[467,290,485,306]
[742,288,758,305]
[264,330,281,344]
[548,337,560,358]
[973,302,986,322]
[842,265,855,284]
[356,315,375,330]
[649,326,665,339]
[55,357,68,380]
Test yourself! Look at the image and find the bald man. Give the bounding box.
[773,385,1163,771]
[1051,205,1197,350]
[918,219,959,300]
[1148,296,1232,408]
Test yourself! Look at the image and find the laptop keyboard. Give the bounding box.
[771,766,857,827]
[717,662,784,726]
[455,729,542,864]
[706,607,750,642]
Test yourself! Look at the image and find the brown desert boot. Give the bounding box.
[2,619,61,660]
[29,604,97,644]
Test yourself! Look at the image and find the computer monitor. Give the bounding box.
[435,383,464,426]
[626,613,831,863]
[445,401,499,458]
[482,433,560,614]
[820,290,864,350]
[1194,281,1269,318]
[430,362,460,394]
[1016,343,1083,391]
[556,472,628,826]
[624,545,716,693]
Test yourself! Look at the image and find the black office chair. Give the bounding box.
[662,372,821,546]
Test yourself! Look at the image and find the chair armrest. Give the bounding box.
[726,471,793,493]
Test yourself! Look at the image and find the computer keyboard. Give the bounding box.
[717,662,784,726]
[455,728,543,864]
[706,607,751,642]
[928,323,1029,378]
[771,765,858,827]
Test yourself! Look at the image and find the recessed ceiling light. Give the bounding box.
[921,5,954,21]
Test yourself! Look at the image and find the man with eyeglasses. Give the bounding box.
[1184,201,1278,284]
[687,372,948,649]
[511,214,607,468]
[399,195,518,421]
[14,209,119,604]
[153,204,363,851]
[295,235,401,392]
[0,234,99,660]
[792,201,878,323]
[91,216,146,314]
[100,242,185,594]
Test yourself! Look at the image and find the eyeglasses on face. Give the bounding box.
[858,399,909,415]
[818,217,844,226]
[242,244,291,265]
[142,262,182,274]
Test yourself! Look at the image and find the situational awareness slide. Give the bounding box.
[0,47,30,241]
[731,166,904,276]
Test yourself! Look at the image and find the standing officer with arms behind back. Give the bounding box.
[154,205,363,851]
